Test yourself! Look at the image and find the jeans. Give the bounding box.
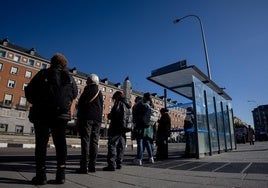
[137,138,153,160]
[78,120,101,169]
[34,118,67,171]
[107,134,126,167]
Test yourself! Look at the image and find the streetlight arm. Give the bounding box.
[173,14,211,80]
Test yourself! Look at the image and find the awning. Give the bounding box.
[147,61,231,100]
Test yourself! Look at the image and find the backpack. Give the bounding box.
[25,68,76,121]
[143,103,159,127]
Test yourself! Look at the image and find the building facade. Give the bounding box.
[0,38,186,138]
[252,105,268,141]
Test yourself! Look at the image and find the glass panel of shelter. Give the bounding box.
[192,76,234,158]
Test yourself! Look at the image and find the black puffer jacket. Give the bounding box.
[77,84,103,123]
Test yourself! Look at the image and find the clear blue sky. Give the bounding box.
[1,0,268,126]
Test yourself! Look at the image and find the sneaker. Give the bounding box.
[149,157,154,164]
[103,166,115,171]
[133,159,142,166]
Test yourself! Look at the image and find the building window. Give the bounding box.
[0,63,3,70]
[109,89,113,93]
[31,127,35,134]
[77,88,81,95]
[28,59,35,66]
[41,63,47,69]
[19,96,27,106]
[10,66,18,74]
[77,79,82,85]
[23,83,28,90]
[22,57,28,63]
[36,61,41,67]
[103,95,106,100]
[7,80,16,88]
[18,111,27,119]
[25,70,32,78]
[14,55,21,62]
[0,124,8,132]
[102,87,106,92]
[15,125,24,134]
[3,94,13,106]
[0,50,6,58]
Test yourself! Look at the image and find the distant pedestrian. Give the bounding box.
[156,108,171,160]
[248,125,255,145]
[25,53,78,185]
[103,91,132,171]
[183,107,195,158]
[76,74,103,173]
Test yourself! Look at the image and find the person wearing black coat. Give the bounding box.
[103,91,131,171]
[156,108,171,160]
[76,74,103,173]
[25,53,78,185]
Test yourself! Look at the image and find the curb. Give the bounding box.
[0,143,137,149]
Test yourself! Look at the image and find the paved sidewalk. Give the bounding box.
[0,136,268,187]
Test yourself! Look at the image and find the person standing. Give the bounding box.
[248,125,255,145]
[25,53,78,185]
[183,107,195,158]
[156,108,171,160]
[76,74,103,173]
[103,91,131,171]
[133,92,156,166]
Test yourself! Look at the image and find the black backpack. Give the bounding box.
[25,68,75,120]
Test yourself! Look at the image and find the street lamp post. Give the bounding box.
[173,15,211,80]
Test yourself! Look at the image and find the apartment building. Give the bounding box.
[0,38,186,137]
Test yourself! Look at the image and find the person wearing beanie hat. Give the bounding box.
[25,53,78,185]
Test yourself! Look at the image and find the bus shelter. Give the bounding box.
[147,61,236,158]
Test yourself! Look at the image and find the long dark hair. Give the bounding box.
[112,91,125,101]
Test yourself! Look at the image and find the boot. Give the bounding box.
[32,167,47,185]
[55,166,65,184]
[88,164,96,173]
[76,160,88,174]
